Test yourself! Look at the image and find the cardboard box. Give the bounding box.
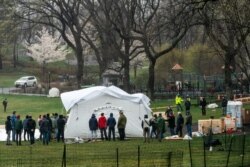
[223,117,236,132]
[198,119,224,135]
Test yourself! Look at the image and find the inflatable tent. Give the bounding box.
[60,85,152,139]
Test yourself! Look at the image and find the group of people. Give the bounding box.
[140,94,194,142]
[5,111,66,146]
[5,111,36,146]
[141,106,193,143]
[3,94,228,144]
[88,110,127,141]
[176,94,209,116]
[37,113,66,145]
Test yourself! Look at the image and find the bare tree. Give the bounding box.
[0,1,19,69]
[83,0,144,92]
[200,0,250,95]
[14,0,92,88]
[128,0,199,99]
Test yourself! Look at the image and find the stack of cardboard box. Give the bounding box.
[198,119,224,135]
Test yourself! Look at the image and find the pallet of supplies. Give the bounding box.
[198,119,224,135]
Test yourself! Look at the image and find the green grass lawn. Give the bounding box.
[0,135,249,167]
[0,95,249,167]
[0,94,64,124]
[0,94,225,125]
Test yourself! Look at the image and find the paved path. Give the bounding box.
[0,87,47,96]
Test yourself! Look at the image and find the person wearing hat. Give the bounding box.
[117,110,127,141]
[175,94,183,111]
[175,112,184,137]
[89,114,98,141]
[107,113,116,141]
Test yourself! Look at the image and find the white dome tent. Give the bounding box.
[60,85,152,139]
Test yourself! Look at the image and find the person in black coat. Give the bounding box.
[167,112,175,136]
[5,116,12,145]
[89,114,98,141]
[46,113,52,141]
[184,97,191,115]
[221,96,228,116]
[175,112,184,137]
[27,116,36,145]
[200,97,207,116]
[57,115,66,142]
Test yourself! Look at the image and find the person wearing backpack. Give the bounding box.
[141,114,150,143]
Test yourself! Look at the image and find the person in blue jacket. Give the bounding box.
[107,113,116,141]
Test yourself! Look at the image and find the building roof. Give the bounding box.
[171,63,183,70]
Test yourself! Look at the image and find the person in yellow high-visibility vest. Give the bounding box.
[175,94,183,111]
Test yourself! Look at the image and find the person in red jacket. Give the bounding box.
[98,113,108,140]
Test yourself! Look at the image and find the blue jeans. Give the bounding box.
[12,129,16,141]
[90,130,97,140]
[186,124,192,137]
[42,131,49,145]
[170,128,175,136]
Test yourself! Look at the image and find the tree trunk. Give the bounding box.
[13,40,17,68]
[148,59,156,101]
[75,45,84,89]
[224,52,235,98]
[98,62,106,85]
[123,40,130,93]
